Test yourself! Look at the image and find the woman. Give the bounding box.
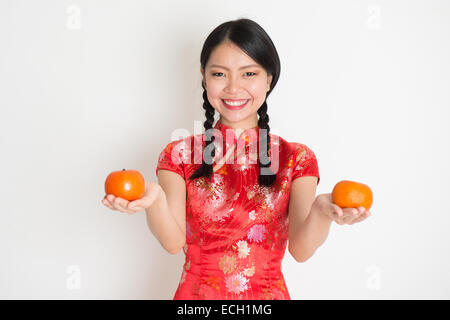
[102,18,371,300]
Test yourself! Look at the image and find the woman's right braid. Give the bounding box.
[189,89,216,180]
[257,100,276,186]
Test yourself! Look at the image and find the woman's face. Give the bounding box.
[201,41,273,130]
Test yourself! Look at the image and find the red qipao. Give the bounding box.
[156,120,320,300]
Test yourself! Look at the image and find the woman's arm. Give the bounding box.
[288,176,330,262]
[288,177,371,262]
[145,170,187,254]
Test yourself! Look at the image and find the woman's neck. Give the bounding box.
[218,116,258,132]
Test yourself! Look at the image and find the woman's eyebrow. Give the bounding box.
[209,64,261,70]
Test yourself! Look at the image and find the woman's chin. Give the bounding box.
[219,113,247,124]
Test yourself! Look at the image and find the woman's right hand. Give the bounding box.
[102,181,162,214]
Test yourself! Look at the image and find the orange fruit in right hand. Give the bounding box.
[331,180,373,210]
[104,169,145,201]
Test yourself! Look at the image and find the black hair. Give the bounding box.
[189,18,281,187]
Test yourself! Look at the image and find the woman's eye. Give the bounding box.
[211,72,257,77]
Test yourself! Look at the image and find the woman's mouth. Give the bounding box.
[222,99,249,110]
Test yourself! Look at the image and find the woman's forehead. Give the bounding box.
[207,42,257,68]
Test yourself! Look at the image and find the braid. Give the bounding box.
[189,89,216,181]
[189,94,276,186]
[257,100,277,187]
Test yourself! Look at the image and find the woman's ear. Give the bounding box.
[266,74,273,92]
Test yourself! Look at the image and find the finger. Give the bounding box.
[106,194,116,203]
[327,205,346,225]
[341,213,356,224]
[347,207,364,224]
[105,195,135,214]
[127,202,145,213]
[103,195,118,210]
[347,213,364,224]
[335,208,353,225]
[346,208,363,223]
[128,201,145,212]
[356,210,372,223]
[349,209,363,223]
[109,196,122,210]
[102,198,116,210]
[330,204,344,219]
[115,199,142,214]
[113,197,128,208]
[349,210,371,224]
[343,207,359,216]
[112,197,134,213]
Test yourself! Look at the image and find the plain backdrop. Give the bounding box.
[1,0,449,299]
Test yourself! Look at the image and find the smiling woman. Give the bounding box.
[153,18,321,300]
[103,17,370,301]
[192,18,280,187]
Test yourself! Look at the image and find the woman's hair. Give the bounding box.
[189,18,281,187]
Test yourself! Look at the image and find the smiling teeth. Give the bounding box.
[224,99,248,106]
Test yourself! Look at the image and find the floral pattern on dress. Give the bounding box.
[219,255,237,274]
[156,120,320,300]
[247,224,267,243]
[225,273,249,294]
[189,174,236,224]
[235,240,251,259]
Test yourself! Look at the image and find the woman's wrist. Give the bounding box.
[312,194,333,222]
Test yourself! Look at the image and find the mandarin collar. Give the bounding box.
[213,120,260,145]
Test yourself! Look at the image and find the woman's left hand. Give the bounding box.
[314,193,372,225]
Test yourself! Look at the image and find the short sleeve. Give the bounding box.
[156,140,186,180]
[291,143,320,185]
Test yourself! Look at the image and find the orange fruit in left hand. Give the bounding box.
[104,169,145,201]
[331,180,373,210]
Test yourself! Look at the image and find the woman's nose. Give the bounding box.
[224,77,242,93]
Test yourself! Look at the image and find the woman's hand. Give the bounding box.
[314,193,371,225]
[101,181,162,214]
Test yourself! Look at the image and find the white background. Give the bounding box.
[1,0,449,299]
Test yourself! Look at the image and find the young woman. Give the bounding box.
[102,18,371,300]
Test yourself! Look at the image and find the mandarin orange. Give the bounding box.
[105,169,145,201]
[331,180,373,210]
